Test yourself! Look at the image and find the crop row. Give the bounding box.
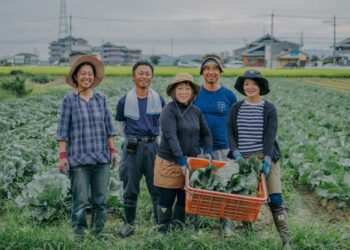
[0,77,349,222]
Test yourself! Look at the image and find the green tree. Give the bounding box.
[149,55,161,65]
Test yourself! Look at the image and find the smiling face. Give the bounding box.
[202,63,221,85]
[174,82,193,105]
[243,79,261,98]
[75,64,95,91]
[133,65,153,90]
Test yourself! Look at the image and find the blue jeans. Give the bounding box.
[69,164,110,234]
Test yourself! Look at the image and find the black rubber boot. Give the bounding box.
[152,201,158,224]
[120,206,136,237]
[186,214,198,230]
[271,206,292,249]
[220,218,233,237]
[157,206,173,235]
[171,205,185,230]
[242,222,253,234]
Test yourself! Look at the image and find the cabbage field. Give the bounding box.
[0,74,349,249]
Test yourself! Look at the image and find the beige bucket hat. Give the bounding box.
[65,54,105,88]
[166,72,200,96]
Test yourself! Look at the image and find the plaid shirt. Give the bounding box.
[56,92,116,167]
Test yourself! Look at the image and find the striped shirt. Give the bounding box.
[237,100,264,155]
[56,92,116,167]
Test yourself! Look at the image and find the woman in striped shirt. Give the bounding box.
[227,70,291,249]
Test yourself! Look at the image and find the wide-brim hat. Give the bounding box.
[166,72,200,96]
[200,53,224,74]
[65,54,105,88]
[234,69,270,96]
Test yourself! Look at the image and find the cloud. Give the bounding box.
[0,0,349,60]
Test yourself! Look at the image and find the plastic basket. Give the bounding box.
[185,157,268,222]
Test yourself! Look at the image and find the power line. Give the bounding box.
[275,14,350,20]
[73,15,268,23]
[0,18,58,24]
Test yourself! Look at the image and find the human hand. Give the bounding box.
[261,156,271,179]
[176,156,188,175]
[58,152,69,174]
[110,148,117,169]
[233,150,243,160]
[180,164,188,175]
[203,148,213,161]
[203,153,212,161]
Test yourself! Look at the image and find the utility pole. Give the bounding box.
[300,32,304,51]
[170,38,174,57]
[271,12,274,37]
[58,0,69,39]
[333,15,336,63]
[69,15,72,53]
[324,15,337,64]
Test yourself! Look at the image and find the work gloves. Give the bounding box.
[176,156,188,175]
[261,156,271,179]
[203,148,214,161]
[58,151,69,174]
[233,150,243,160]
[110,147,117,169]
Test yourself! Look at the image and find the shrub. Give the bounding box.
[0,76,31,97]
[9,70,24,76]
[30,74,54,84]
[15,171,70,222]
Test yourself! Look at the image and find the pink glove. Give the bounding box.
[58,151,69,173]
[110,148,117,169]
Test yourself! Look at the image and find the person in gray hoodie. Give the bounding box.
[154,72,213,234]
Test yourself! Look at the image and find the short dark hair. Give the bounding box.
[132,61,154,76]
[72,62,96,85]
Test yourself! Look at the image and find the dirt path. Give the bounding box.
[301,78,350,92]
[293,188,350,224]
[231,187,350,232]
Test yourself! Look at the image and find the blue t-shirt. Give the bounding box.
[115,95,166,136]
[194,85,237,150]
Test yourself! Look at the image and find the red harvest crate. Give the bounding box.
[185,157,268,222]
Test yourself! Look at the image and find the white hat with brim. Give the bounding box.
[65,55,105,88]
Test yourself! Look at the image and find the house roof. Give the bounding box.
[242,44,265,56]
[14,53,38,57]
[273,49,309,59]
[249,34,281,46]
[238,34,300,58]
[335,37,350,48]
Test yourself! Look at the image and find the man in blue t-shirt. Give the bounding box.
[194,53,237,237]
[115,61,165,237]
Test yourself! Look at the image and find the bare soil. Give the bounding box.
[301,78,350,92]
[293,187,350,224]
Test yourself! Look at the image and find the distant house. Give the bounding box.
[13,53,39,66]
[49,36,92,64]
[274,50,309,68]
[335,37,350,65]
[93,42,142,65]
[68,51,101,67]
[0,57,12,66]
[233,34,308,68]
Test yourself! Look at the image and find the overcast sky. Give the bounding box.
[1,0,349,60]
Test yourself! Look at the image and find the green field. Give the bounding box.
[2,66,350,78]
[0,74,349,249]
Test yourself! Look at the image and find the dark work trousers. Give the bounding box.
[157,186,185,208]
[119,138,159,209]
